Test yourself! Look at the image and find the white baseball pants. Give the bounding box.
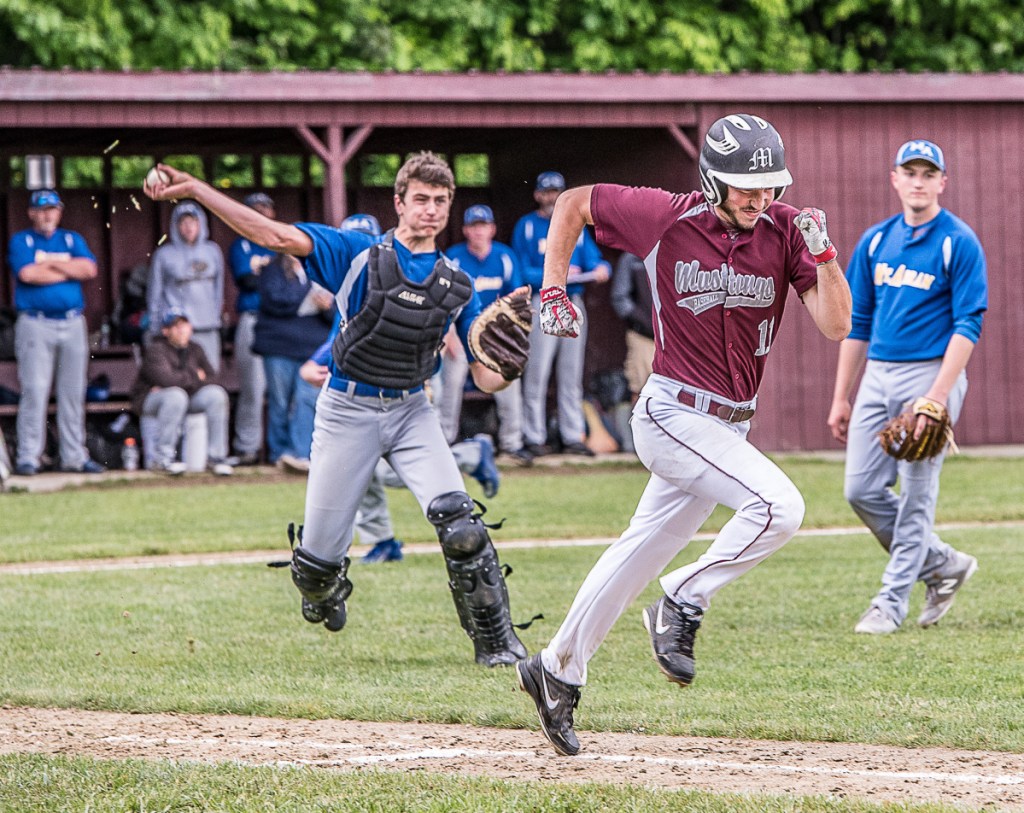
[543,373,805,685]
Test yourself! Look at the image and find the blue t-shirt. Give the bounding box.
[8,228,95,314]
[847,209,987,361]
[294,223,483,387]
[445,241,522,308]
[228,237,275,313]
[511,210,609,295]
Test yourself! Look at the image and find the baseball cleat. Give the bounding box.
[516,653,581,756]
[854,605,899,635]
[361,538,404,564]
[642,594,703,686]
[918,552,978,628]
[470,433,500,498]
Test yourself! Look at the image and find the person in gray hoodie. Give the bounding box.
[147,201,225,371]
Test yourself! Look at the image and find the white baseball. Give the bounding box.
[145,167,170,189]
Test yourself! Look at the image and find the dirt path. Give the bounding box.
[2,707,1023,809]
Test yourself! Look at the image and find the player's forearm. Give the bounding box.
[832,338,868,403]
[541,186,593,289]
[469,361,511,394]
[926,334,976,405]
[189,182,310,256]
[810,260,852,341]
[50,258,98,280]
[16,264,71,285]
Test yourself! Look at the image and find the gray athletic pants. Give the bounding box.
[231,311,265,456]
[844,360,968,625]
[438,343,525,451]
[141,384,230,468]
[522,291,587,447]
[14,313,89,469]
[302,386,466,562]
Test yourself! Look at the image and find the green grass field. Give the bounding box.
[1,455,1021,812]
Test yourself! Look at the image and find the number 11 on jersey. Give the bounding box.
[754,317,776,357]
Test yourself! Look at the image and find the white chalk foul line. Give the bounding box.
[3,520,1022,576]
[94,733,1024,786]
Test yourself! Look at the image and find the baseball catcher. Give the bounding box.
[468,285,532,381]
[878,396,958,461]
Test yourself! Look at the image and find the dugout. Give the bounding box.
[0,70,1021,451]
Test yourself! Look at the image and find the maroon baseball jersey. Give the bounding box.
[591,184,818,402]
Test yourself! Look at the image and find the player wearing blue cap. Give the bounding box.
[145,153,527,667]
[828,139,988,634]
[441,204,531,463]
[513,172,611,456]
[8,189,104,475]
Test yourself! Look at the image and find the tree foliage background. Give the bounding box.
[1,0,1023,73]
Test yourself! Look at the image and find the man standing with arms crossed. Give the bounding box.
[145,152,528,668]
[827,140,987,635]
[516,113,852,755]
[9,189,105,476]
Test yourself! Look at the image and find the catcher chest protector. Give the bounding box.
[428,492,527,668]
[333,232,473,389]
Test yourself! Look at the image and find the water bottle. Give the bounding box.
[122,437,140,471]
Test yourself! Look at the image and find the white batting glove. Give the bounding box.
[539,286,582,338]
[795,207,838,264]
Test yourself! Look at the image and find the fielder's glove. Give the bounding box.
[794,207,838,264]
[878,397,958,461]
[539,286,582,338]
[469,285,533,381]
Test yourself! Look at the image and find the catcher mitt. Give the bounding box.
[878,397,958,461]
[469,285,532,381]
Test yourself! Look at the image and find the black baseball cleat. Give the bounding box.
[516,653,581,756]
[642,594,703,686]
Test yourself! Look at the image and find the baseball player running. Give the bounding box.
[145,152,529,668]
[828,139,988,635]
[515,113,852,755]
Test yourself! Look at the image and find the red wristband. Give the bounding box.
[812,244,838,264]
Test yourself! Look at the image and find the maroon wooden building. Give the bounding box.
[1,69,1021,450]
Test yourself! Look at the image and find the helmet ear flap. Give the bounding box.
[773,185,786,202]
[699,165,728,207]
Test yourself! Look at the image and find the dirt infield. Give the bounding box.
[2,706,1023,808]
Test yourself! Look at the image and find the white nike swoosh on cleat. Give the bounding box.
[655,601,670,635]
[541,669,560,711]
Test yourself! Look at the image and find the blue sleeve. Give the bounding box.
[8,234,34,275]
[68,232,96,262]
[455,289,485,362]
[309,337,333,366]
[229,239,252,281]
[500,246,522,294]
[293,222,374,293]
[846,231,876,342]
[948,232,988,344]
[512,216,544,289]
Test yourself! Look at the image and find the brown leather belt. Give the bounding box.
[676,389,755,423]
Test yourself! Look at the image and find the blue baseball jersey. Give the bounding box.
[8,228,95,314]
[847,209,987,361]
[294,223,483,387]
[511,210,609,295]
[445,241,522,308]
[228,237,275,313]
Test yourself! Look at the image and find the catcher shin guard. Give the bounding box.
[289,539,352,633]
[428,492,528,667]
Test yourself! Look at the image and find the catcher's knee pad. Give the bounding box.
[427,491,489,560]
[428,493,527,667]
[289,544,352,633]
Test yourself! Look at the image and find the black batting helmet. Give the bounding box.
[698,114,793,207]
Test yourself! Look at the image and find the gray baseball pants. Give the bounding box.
[301,387,466,562]
[438,343,524,451]
[844,359,968,625]
[231,311,265,456]
[141,384,230,467]
[14,313,89,469]
[523,291,587,447]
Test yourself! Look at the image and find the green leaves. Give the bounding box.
[3,0,1024,73]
